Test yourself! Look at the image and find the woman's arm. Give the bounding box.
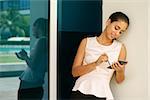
[112,44,127,84]
[72,38,108,77]
[15,38,47,70]
[28,38,47,69]
[72,38,98,77]
[18,38,47,69]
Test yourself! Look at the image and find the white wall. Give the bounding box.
[50,0,149,100]
[103,0,148,100]
[148,0,150,99]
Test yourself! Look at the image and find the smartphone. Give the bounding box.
[107,66,112,69]
[15,52,21,58]
[118,60,128,65]
[107,60,127,69]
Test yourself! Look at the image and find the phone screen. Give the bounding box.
[118,60,127,65]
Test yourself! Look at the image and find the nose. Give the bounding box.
[112,31,117,36]
[113,30,120,36]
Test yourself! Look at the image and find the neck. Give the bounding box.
[97,32,113,45]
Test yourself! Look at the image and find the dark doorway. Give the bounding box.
[57,0,103,99]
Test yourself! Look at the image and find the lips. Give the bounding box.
[110,34,115,39]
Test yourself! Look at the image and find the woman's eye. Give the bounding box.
[115,26,119,30]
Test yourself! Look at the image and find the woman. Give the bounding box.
[16,18,48,100]
[71,12,129,100]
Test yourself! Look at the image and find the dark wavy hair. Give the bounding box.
[33,18,48,36]
[109,12,129,27]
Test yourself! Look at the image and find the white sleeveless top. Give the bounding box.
[72,37,122,100]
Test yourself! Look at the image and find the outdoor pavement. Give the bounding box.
[0,63,25,100]
[0,63,48,100]
[0,76,19,100]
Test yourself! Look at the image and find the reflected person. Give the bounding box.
[16,18,48,100]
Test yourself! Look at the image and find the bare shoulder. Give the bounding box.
[78,37,88,50]
[80,37,87,45]
[72,37,87,68]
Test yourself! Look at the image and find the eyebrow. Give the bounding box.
[115,25,120,29]
[116,25,126,32]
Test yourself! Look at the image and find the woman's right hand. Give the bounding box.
[95,53,108,65]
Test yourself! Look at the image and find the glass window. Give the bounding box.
[0,0,30,77]
[0,0,49,99]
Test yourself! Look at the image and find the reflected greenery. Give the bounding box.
[0,9,30,40]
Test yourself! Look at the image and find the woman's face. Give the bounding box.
[32,26,41,38]
[105,19,128,40]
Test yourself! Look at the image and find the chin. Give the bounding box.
[108,36,113,40]
[110,36,116,40]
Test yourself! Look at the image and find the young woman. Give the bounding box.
[16,18,48,100]
[71,12,129,100]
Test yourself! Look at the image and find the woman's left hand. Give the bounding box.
[111,62,125,73]
[17,49,28,60]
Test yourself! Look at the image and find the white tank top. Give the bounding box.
[72,37,122,100]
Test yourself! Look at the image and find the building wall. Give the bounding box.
[50,0,150,100]
[103,0,148,100]
[148,0,150,99]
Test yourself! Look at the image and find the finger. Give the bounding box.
[117,61,121,66]
[114,63,120,70]
[115,63,125,72]
[15,53,21,58]
[112,63,117,70]
[111,64,114,69]
[105,56,108,60]
[102,58,106,62]
[103,57,107,62]
[102,53,108,57]
[112,63,117,71]
[116,62,125,68]
[104,53,108,58]
[113,63,122,72]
